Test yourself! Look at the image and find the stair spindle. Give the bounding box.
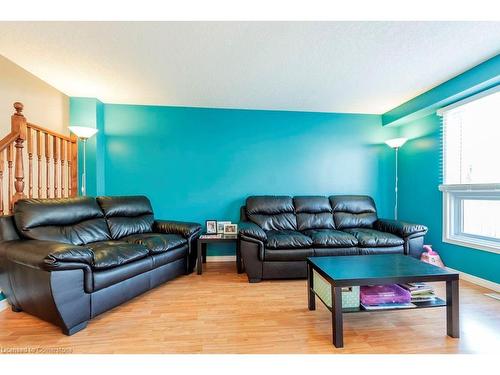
[7,143,13,213]
[67,140,72,197]
[45,132,51,198]
[60,138,65,197]
[36,130,42,198]
[70,136,77,197]
[53,136,59,198]
[27,127,33,198]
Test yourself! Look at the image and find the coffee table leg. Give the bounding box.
[197,241,203,275]
[331,286,344,348]
[446,279,459,338]
[307,262,315,310]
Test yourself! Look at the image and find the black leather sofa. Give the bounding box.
[0,196,201,335]
[238,195,428,282]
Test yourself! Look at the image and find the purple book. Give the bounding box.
[360,284,411,305]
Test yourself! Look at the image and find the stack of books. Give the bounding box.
[399,282,437,303]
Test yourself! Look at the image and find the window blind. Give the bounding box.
[439,87,500,187]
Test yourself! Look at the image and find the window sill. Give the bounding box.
[443,236,500,255]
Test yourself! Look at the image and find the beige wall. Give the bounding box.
[0,54,69,136]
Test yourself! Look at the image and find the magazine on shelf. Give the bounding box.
[411,293,437,302]
[361,302,416,310]
[399,282,434,294]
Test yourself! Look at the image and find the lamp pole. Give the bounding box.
[385,138,408,221]
[81,138,87,196]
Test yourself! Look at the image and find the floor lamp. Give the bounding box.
[68,126,98,196]
[385,137,408,220]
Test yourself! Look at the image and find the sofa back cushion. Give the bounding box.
[294,196,335,231]
[330,195,378,229]
[246,196,296,231]
[14,197,111,245]
[97,196,154,239]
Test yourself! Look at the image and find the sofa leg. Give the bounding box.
[240,239,264,283]
[11,305,22,313]
[62,321,88,336]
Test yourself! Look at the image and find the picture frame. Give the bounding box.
[217,221,231,234]
[205,220,217,234]
[223,223,238,235]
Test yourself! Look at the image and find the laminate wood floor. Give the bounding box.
[0,262,499,354]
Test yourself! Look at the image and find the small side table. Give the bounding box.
[196,234,242,275]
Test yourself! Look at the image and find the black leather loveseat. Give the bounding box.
[0,196,201,335]
[238,195,427,282]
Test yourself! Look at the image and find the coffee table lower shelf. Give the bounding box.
[310,288,447,314]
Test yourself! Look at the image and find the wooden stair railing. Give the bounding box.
[0,102,78,215]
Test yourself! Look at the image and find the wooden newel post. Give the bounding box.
[11,102,27,203]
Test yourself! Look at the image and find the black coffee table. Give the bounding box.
[307,254,459,348]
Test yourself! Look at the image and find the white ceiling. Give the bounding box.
[1,21,499,114]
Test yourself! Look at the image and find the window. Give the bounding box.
[439,86,500,254]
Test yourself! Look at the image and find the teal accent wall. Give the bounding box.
[383,54,500,126]
[97,104,396,256]
[69,97,105,197]
[386,56,500,283]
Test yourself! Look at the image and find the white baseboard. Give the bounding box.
[0,299,8,312]
[446,267,500,292]
[206,255,236,262]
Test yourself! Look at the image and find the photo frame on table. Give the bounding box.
[217,221,231,234]
[205,220,217,234]
[223,223,238,235]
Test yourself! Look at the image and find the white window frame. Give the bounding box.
[439,184,500,254]
[438,84,500,254]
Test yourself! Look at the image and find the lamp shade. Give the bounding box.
[385,137,408,149]
[69,126,98,139]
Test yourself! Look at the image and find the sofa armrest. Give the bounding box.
[374,219,428,238]
[154,220,201,238]
[0,240,93,271]
[238,221,267,242]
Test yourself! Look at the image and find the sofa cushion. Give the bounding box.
[343,228,404,247]
[314,247,359,256]
[264,248,315,261]
[266,230,313,249]
[330,195,378,230]
[86,241,150,270]
[97,196,154,239]
[151,245,188,268]
[123,233,187,254]
[13,197,111,245]
[359,246,404,255]
[92,257,152,291]
[246,196,297,231]
[303,229,358,248]
[294,196,335,231]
